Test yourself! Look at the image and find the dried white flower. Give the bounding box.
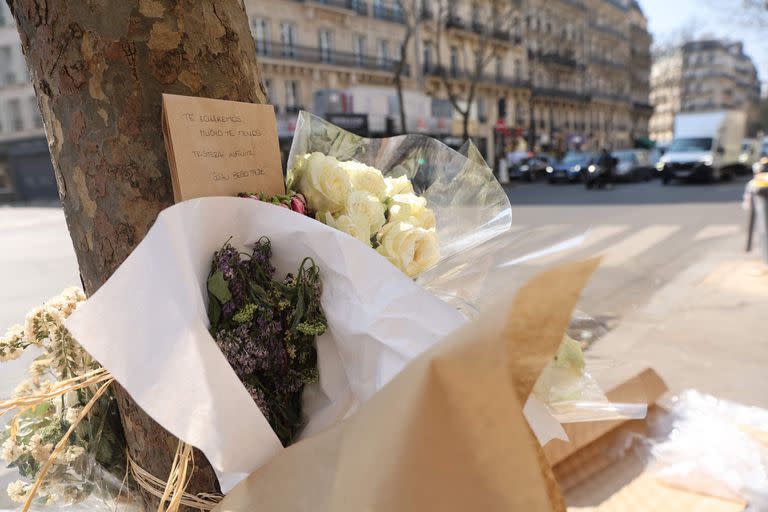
[63,445,85,463]
[64,406,81,425]
[1,438,22,463]
[13,379,34,398]
[29,358,52,378]
[29,434,53,463]
[7,480,30,503]
[0,345,22,362]
[24,307,46,345]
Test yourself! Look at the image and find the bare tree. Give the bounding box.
[431,0,518,140]
[6,0,266,508]
[392,0,421,134]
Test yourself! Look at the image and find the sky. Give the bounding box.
[639,0,768,91]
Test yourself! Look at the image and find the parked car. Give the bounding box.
[613,149,652,182]
[547,152,597,183]
[519,155,556,182]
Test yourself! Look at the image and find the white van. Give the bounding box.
[657,111,746,184]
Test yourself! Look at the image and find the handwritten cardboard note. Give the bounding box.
[162,94,285,202]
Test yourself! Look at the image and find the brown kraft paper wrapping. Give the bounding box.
[215,258,601,512]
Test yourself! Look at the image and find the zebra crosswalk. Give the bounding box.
[505,223,742,268]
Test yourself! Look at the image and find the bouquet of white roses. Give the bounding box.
[285,112,512,284]
[288,152,439,277]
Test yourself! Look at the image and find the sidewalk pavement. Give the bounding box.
[588,246,768,409]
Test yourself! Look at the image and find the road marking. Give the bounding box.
[599,225,681,267]
[693,224,741,241]
[529,224,630,265]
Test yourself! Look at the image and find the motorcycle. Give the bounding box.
[582,157,618,189]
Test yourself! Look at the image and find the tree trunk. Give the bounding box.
[7,0,267,507]
[394,27,411,134]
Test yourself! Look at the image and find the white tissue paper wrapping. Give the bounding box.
[64,197,565,493]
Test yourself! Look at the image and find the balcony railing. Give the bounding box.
[589,56,627,70]
[257,41,409,75]
[532,87,590,102]
[299,0,368,15]
[589,22,628,41]
[591,91,631,103]
[632,101,654,111]
[423,65,529,89]
[445,15,465,30]
[471,21,486,35]
[602,0,628,11]
[373,4,405,23]
[531,50,579,68]
[492,28,510,41]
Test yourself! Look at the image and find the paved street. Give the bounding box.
[495,176,750,325]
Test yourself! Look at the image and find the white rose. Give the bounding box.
[376,222,440,277]
[292,152,351,214]
[323,212,372,244]
[387,193,436,230]
[344,190,386,236]
[384,175,414,197]
[340,160,388,200]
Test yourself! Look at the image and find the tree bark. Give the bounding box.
[7,0,267,507]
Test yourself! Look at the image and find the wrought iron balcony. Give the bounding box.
[603,0,629,11]
[257,41,409,75]
[589,56,627,70]
[532,87,590,102]
[445,15,465,30]
[301,0,368,15]
[492,28,510,41]
[589,21,629,41]
[531,50,579,69]
[591,91,631,103]
[423,64,530,89]
[373,4,405,23]
[471,21,487,35]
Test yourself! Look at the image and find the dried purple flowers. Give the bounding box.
[207,237,326,446]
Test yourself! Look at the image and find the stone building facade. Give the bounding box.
[650,39,761,143]
[0,0,653,176]
[244,0,653,157]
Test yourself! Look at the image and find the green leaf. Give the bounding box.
[207,270,232,304]
[208,291,222,331]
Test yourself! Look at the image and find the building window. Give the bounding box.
[449,46,459,76]
[373,0,384,17]
[514,59,522,79]
[264,79,274,105]
[353,35,366,67]
[7,99,23,131]
[0,46,12,87]
[29,96,42,128]
[377,39,389,68]
[280,23,296,58]
[423,41,433,72]
[251,18,270,56]
[319,29,334,64]
[495,56,503,79]
[285,80,299,112]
